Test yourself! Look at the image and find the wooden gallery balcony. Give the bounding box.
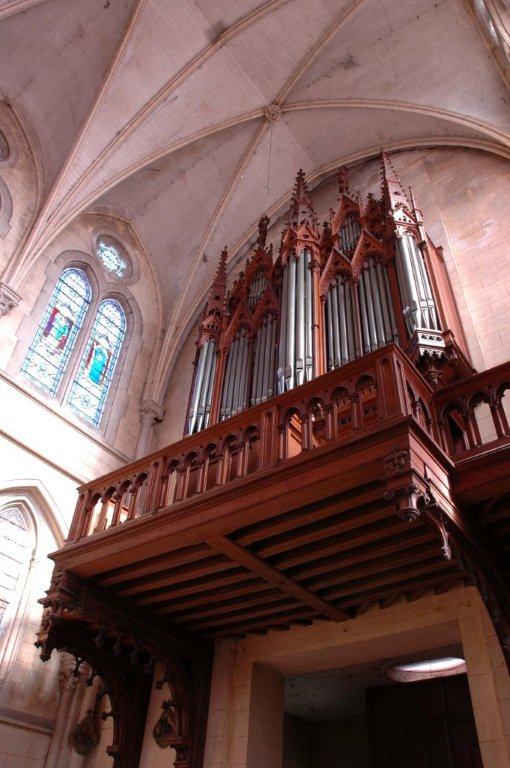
[46,344,510,641]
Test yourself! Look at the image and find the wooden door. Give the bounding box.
[366,675,483,768]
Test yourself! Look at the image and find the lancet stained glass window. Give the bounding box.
[67,299,126,426]
[21,268,91,395]
[96,236,127,277]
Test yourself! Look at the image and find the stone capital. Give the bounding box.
[0,281,21,317]
[140,399,165,423]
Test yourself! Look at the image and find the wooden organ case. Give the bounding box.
[185,151,472,438]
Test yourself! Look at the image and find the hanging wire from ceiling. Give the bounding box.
[266,122,274,194]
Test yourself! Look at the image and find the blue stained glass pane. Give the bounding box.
[67,299,126,426]
[21,269,91,395]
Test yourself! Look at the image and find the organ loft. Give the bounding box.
[34,151,510,768]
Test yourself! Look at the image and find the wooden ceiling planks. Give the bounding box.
[84,485,457,637]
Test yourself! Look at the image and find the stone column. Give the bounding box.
[245,664,284,768]
[67,675,101,768]
[136,399,165,459]
[460,609,510,767]
[44,654,80,767]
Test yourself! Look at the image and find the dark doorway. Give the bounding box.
[367,675,483,768]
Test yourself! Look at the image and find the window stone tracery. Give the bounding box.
[95,235,129,278]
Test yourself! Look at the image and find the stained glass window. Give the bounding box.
[67,299,126,426]
[21,268,91,395]
[96,236,127,277]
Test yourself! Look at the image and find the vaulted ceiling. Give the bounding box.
[1,0,509,397]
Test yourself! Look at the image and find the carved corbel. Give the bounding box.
[382,448,452,556]
[36,567,82,660]
[383,479,429,522]
[69,708,100,756]
[153,699,176,749]
[0,281,21,317]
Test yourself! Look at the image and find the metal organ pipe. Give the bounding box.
[296,250,305,386]
[369,262,386,346]
[251,327,262,405]
[325,295,334,370]
[305,251,313,381]
[256,319,267,404]
[357,273,370,354]
[220,328,251,419]
[287,255,296,390]
[187,340,217,434]
[269,315,277,398]
[337,280,348,365]
[277,265,289,394]
[325,277,359,371]
[376,262,392,341]
[396,234,440,334]
[331,281,341,367]
[362,265,378,351]
[261,318,270,402]
[359,258,398,352]
[345,282,356,360]
[197,341,214,432]
[277,249,315,392]
[250,314,276,405]
[232,333,242,415]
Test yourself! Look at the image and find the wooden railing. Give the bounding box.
[434,360,510,458]
[67,347,510,542]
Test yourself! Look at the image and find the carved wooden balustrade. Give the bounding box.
[67,347,510,547]
[68,344,437,542]
[434,360,510,458]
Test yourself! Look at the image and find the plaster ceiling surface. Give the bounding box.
[284,644,463,721]
[1,0,509,397]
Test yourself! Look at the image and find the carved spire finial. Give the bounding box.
[257,214,270,248]
[337,165,350,196]
[287,168,317,229]
[379,149,407,212]
[210,247,227,300]
[198,247,228,344]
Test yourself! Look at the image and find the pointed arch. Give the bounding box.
[0,482,63,682]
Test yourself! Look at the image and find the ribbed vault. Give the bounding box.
[0,0,508,401]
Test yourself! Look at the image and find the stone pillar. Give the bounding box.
[460,609,510,767]
[67,675,101,768]
[245,663,284,768]
[44,654,80,767]
[0,281,21,316]
[136,399,164,459]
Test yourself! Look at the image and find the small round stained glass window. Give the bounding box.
[0,130,9,161]
[95,236,128,277]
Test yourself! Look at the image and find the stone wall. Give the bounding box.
[198,586,510,768]
[0,106,162,766]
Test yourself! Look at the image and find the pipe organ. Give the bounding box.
[185,151,463,435]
